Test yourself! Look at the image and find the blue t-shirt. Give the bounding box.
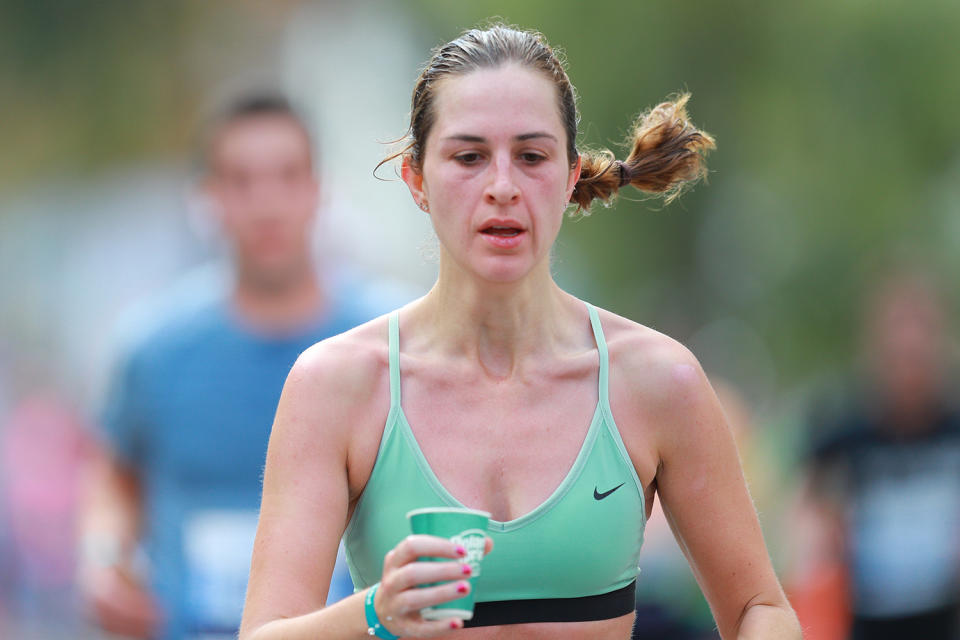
[101,275,410,639]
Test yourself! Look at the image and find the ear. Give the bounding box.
[566,155,582,203]
[401,155,427,210]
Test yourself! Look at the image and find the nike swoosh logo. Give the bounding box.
[594,482,625,500]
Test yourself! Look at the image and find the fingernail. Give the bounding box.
[456,581,469,594]
[455,544,466,556]
[449,619,462,629]
[461,563,472,575]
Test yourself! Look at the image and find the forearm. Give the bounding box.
[243,588,375,640]
[735,603,802,640]
[77,452,142,570]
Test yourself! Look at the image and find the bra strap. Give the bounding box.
[585,303,610,410]
[388,311,401,408]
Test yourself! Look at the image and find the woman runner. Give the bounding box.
[240,23,801,640]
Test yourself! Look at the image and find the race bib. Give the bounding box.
[183,509,259,634]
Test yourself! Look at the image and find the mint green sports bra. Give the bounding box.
[343,302,646,626]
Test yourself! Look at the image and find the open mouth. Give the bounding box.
[480,225,523,237]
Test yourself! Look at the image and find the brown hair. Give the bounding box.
[382,24,715,212]
[199,91,313,175]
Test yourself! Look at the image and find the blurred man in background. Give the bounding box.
[798,268,960,639]
[77,92,404,639]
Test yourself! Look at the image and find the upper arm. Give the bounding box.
[240,336,382,634]
[82,341,150,541]
[100,346,150,467]
[627,341,788,638]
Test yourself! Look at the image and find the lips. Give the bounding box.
[478,220,526,249]
[480,225,523,237]
[478,217,526,235]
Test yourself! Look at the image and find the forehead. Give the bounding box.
[430,64,564,140]
[209,114,312,172]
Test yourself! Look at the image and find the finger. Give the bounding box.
[484,536,494,555]
[383,535,465,572]
[90,572,161,636]
[99,614,154,639]
[94,601,157,639]
[384,559,474,592]
[101,577,160,622]
[95,594,160,638]
[416,617,468,637]
[394,579,472,616]
[98,584,160,637]
[99,596,160,627]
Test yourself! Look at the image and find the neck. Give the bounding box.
[883,400,942,435]
[412,254,579,379]
[230,265,325,335]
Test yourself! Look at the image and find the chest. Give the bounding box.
[399,365,601,522]
[846,437,960,492]
[140,345,301,486]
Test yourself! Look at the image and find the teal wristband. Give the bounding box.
[365,583,400,639]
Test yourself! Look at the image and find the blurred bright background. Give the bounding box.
[1,1,959,638]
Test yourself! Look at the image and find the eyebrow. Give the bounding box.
[443,132,559,143]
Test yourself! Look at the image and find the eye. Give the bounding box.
[519,152,547,165]
[454,152,483,166]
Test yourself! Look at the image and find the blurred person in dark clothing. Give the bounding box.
[77,92,407,640]
[801,268,960,640]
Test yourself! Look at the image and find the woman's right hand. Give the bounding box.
[79,563,162,639]
[373,534,494,637]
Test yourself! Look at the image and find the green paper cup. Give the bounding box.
[406,507,491,620]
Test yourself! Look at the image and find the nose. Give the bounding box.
[484,154,520,206]
[247,175,289,220]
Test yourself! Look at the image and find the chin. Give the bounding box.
[246,260,305,288]
[471,258,538,285]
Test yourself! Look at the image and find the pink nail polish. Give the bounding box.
[449,619,461,629]
[455,544,466,556]
[456,581,469,594]
[461,564,472,575]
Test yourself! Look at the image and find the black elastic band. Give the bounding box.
[463,580,636,628]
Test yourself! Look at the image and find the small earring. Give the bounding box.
[419,201,429,211]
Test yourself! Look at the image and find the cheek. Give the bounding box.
[216,190,251,220]
[292,181,319,208]
[427,164,475,204]
[423,170,478,239]
[229,218,259,244]
[281,192,316,226]
[532,169,572,222]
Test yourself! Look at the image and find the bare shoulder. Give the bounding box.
[595,307,792,637]
[294,315,390,398]
[594,306,706,400]
[592,306,719,455]
[272,315,392,450]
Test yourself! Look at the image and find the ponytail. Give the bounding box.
[570,93,715,212]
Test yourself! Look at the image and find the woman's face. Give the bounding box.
[403,64,581,284]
